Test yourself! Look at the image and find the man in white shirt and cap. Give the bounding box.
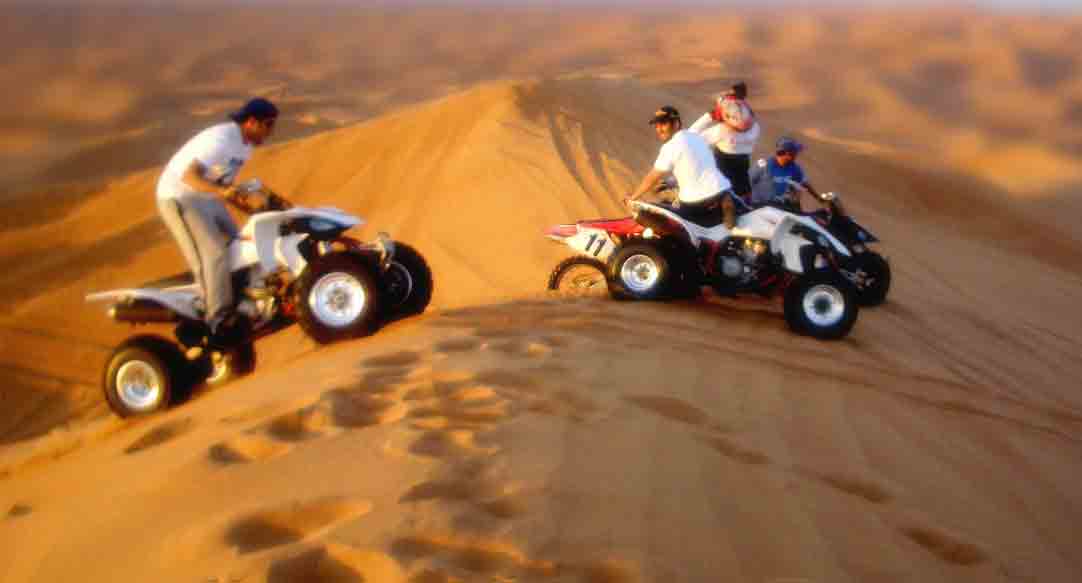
[626,105,737,229]
[156,97,278,345]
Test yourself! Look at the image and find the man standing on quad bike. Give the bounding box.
[688,81,761,204]
[155,97,279,346]
[626,105,739,229]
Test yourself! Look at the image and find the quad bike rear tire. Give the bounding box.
[548,256,610,297]
[103,335,189,417]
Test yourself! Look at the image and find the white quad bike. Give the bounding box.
[87,180,433,417]
[545,192,860,339]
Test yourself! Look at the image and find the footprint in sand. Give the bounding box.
[528,389,600,423]
[401,469,526,521]
[393,534,636,582]
[322,388,406,428]
[391,535,557,578]
[434,337,483,354]
[363,351,424,368]
[807,471,893,505]
[471,369,541,393]
[264,543,403,583]
[408,430,500,459]
[224,497,372,554]
[899,524,987,566]
[487,339,556,359]
[208,435,293,465]
[473,326,527,340]
[210,386,408,465]
[701,435,771,466]
[624,395,713,429]
[356,367,416,394]
[124,417,194,454]
[263,406,330,442]
[7,504,32,519]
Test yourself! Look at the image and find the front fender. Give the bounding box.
[771,215,851,273]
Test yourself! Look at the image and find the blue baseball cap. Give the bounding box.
[776,136,804,154]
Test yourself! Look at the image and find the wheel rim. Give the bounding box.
[559,264,606,294]
[802,284,847,328]
[309,272,367,328]
[620,254,661,293]
[115,360,164,411]
[384,262,414,307]
[206,352,229,384]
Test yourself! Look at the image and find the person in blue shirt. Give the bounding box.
[749,136,825,212]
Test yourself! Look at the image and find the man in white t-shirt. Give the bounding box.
[156,97,278,344]
[626,105,737,228]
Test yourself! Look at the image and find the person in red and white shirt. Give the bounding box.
[688,81,761,203]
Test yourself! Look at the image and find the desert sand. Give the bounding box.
[1,3,1081,582]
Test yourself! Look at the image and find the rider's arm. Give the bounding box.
[687,113,715,134]
[183,159,270,211]
[628,169,666,201]
[182,159,235,199]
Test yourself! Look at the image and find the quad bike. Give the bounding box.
[545,192,860,340]
[87,180,433,417]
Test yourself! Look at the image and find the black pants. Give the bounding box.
[674,191,731,228]
[714,150,751,199]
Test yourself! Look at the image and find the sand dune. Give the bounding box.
[1,4,1081,583]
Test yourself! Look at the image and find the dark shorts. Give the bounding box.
[713,150,752,199]
[674,190,734,227]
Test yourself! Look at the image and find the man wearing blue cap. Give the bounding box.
[749,136,824,211]
[155,97,278,344]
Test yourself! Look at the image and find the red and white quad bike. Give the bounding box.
[86,180,433,417]
[544,196,860,340]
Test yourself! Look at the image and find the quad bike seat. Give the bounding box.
[139,271,195,289]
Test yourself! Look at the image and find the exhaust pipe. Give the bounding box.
[109,300,178,323]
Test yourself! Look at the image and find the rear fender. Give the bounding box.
[634,206,697,250]
[558,226,618,262]
[86,288,201,321]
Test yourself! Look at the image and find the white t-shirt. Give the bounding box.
[653,130,730,204]
[157,122,252,200]
[688,110,761,155]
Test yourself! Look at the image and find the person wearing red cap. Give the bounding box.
[155,97,279,345]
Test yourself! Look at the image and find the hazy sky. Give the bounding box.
[4,0,1079,10]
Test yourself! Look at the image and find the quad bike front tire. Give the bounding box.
[296,253,382,344]
[383,241,434,319]
[783,271,860,340]
[848,251,891,306]
[103,335,188,417]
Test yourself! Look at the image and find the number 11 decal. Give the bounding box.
[585,234,607,256]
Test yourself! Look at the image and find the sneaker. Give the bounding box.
[207,312,251,350]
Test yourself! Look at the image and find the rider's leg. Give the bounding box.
[158,198,205,293]
[159,193,236,331]
[721,195,736,230]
